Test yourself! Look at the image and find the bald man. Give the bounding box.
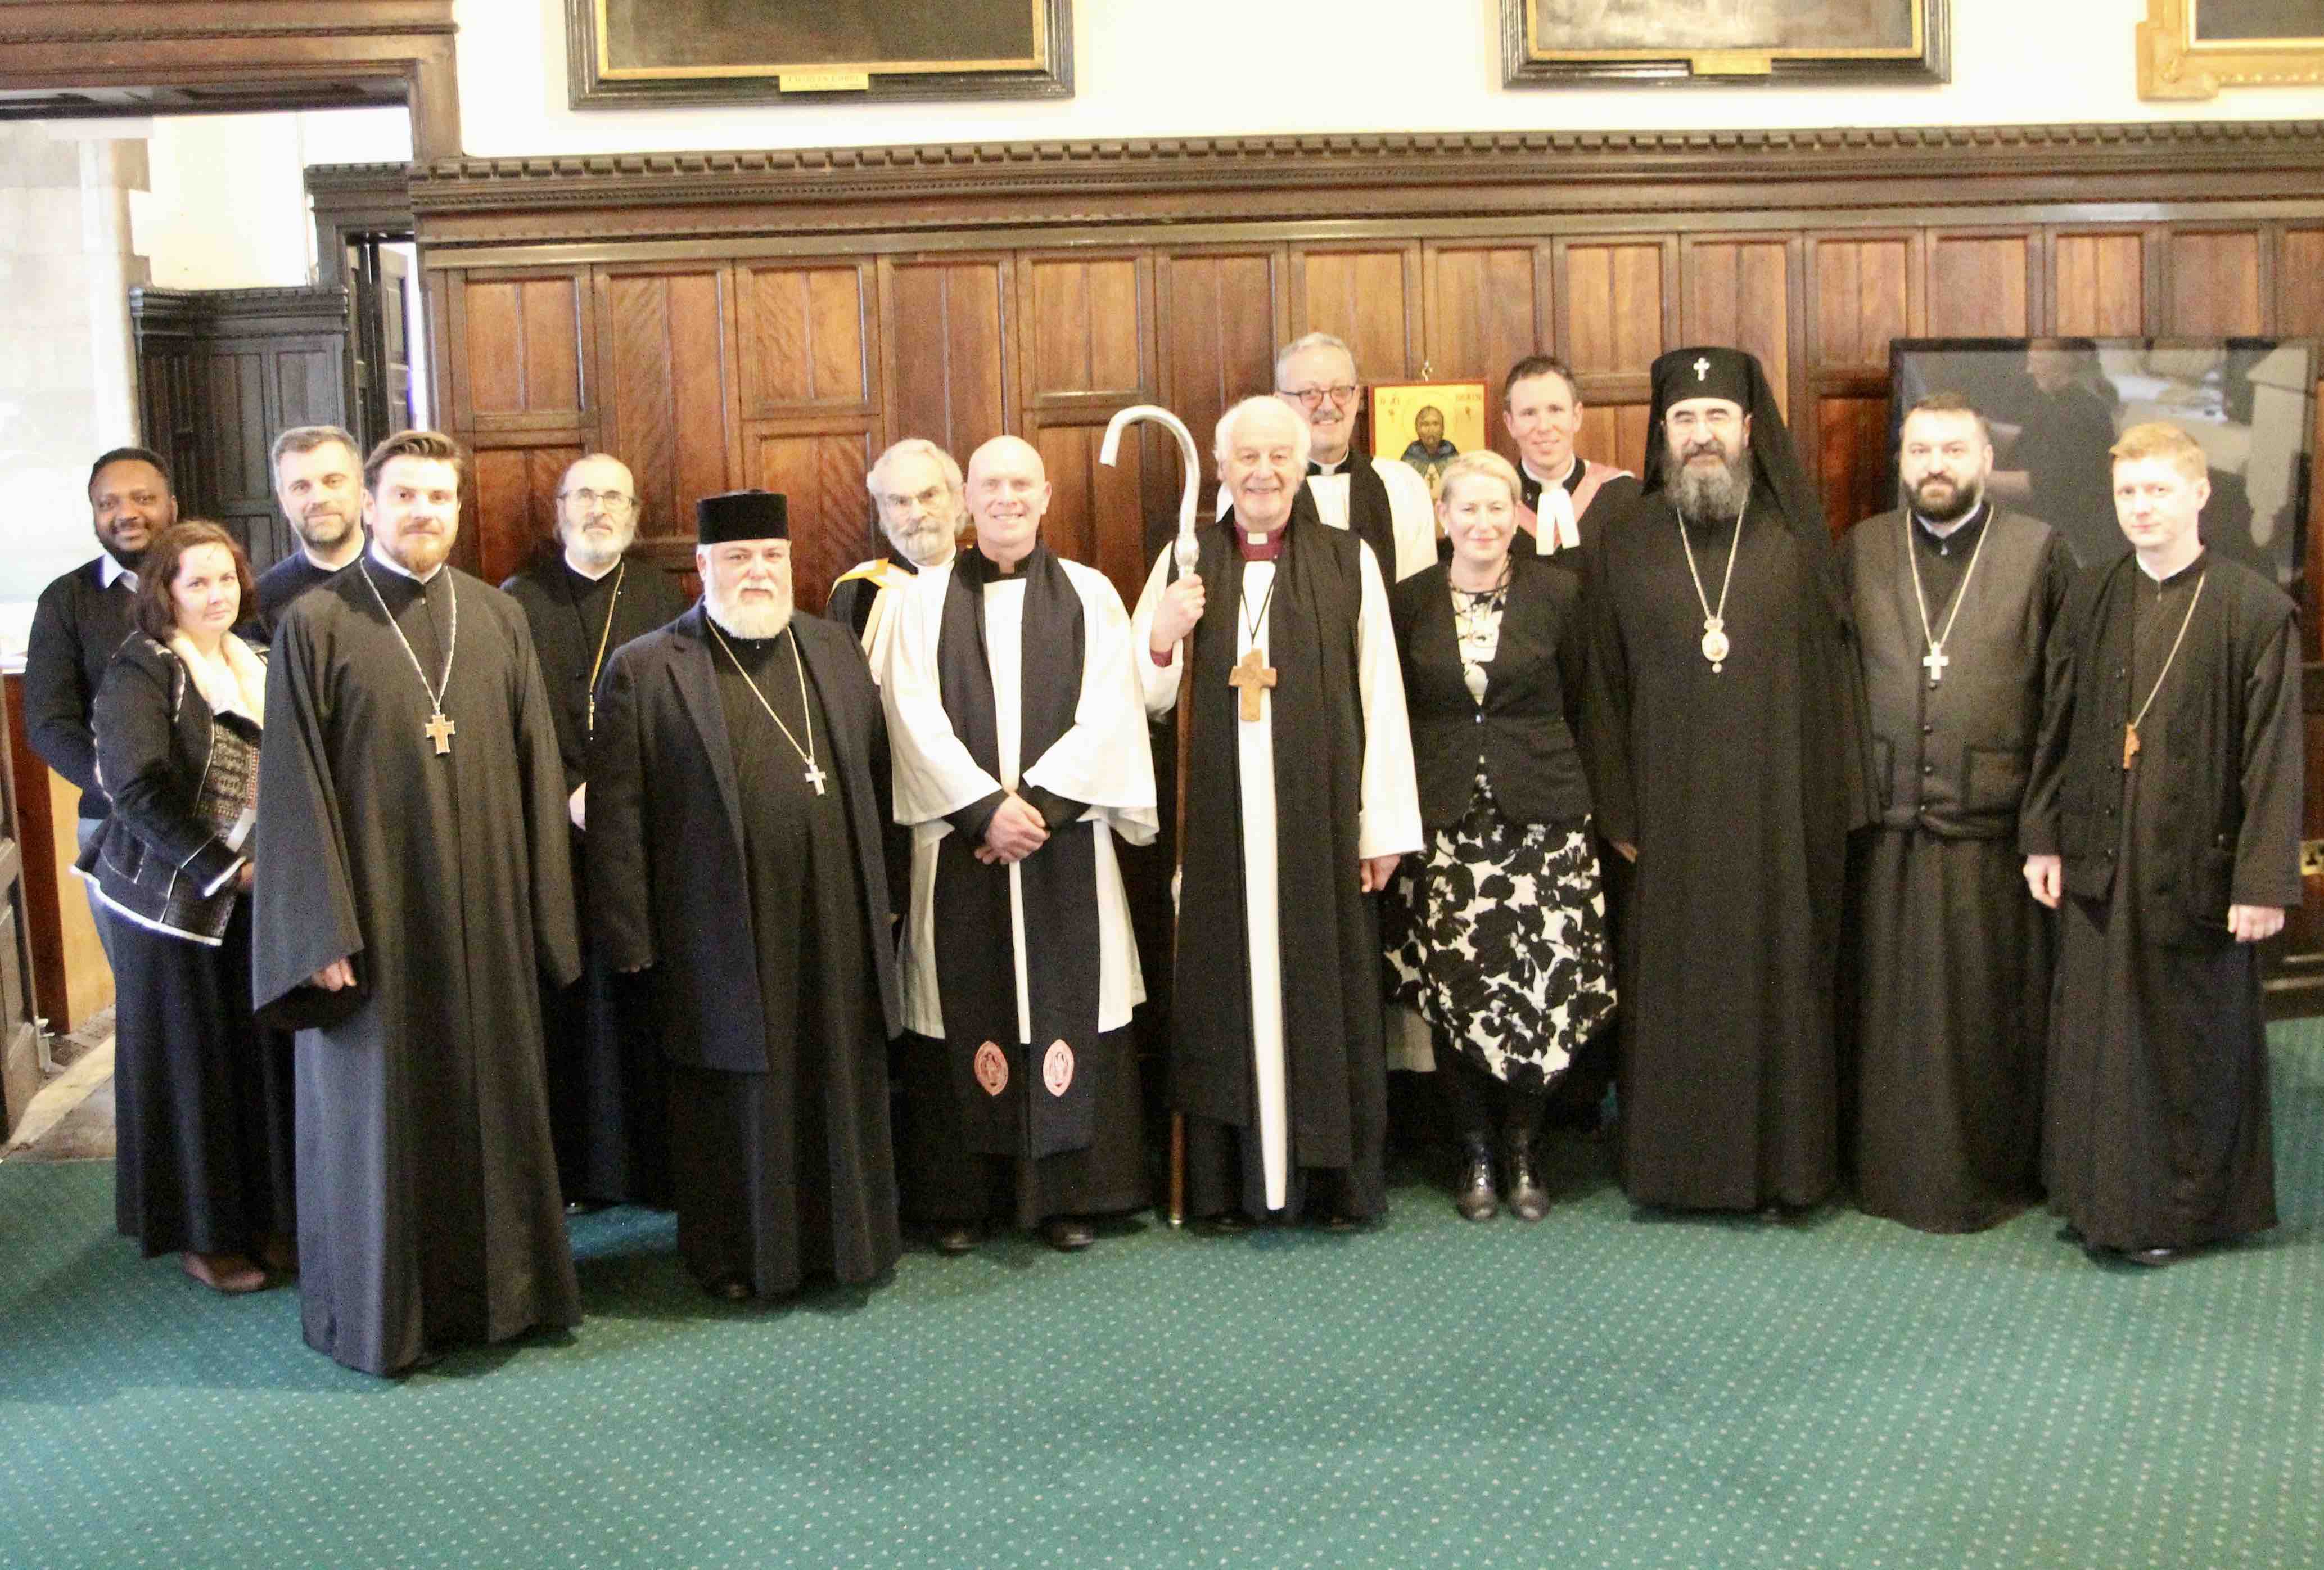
[502,452,693,1207]
[882,435,1158,1254]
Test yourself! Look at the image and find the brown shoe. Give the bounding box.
[1043,1217,1096,1252]
[181,1252,267,1293]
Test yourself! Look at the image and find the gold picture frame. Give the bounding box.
[568,0,1071,108]
[1502,1,1947,87]
[2139,1,2324,100]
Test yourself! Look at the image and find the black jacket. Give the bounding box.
[585,606,902,1073]
[1391,555,1592,831]
[25,557,138,818]
[75,634,256,942]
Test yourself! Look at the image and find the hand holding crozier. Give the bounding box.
[1148,576,1207,653]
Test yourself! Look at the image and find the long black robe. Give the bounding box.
[1584,489,1869,1211]
[2033,550,2302,1252]
[503,549,692,1206]
[588,607,902,1296]
[252,560,583,1377]
[1840,506,2076,1231]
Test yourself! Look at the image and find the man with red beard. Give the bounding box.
[1582,347,1874,1215]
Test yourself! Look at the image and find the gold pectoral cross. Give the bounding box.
[2123,723,2140,770]
[424,710,457,756]
[1229,647,1278,722]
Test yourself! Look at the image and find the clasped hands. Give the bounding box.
[977,792,1050,865]
[2022,852,2282,942]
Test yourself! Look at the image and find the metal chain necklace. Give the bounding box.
[1905,508,1992,688]
[1674,495,1747,673]
[708,620,827,795]
[568,560,626,738]
[358,558,459,756]
[2123,569,2206,770]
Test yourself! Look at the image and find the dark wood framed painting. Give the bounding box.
[2140,1,2324,99]
[567,0,1072,108]
[1503,0,1948,87]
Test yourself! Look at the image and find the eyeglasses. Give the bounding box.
[560,489,635,511]
[1279,384,1359,408]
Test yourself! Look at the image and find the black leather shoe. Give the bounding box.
[706,1276,752,1302]
[1505,1133,1549,1222]
[1454,1136,1499,1221]
[2125,1246,2182,1268]
[1043,1217,1096,1252]
[1195,1212,1252,1236]
[932,1224,980,1256]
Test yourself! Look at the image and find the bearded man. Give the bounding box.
[255,425,368,633]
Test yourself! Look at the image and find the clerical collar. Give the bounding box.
[1913,499,1986,543]
[98,553,139,592]
[368,538,444,584]
[1237,527,1287,562]
[954,542,1040,587]
[2139,547,2206,587]
[1523,455,1583,496]
[562,548,621,583]
[1307,455,1349,478]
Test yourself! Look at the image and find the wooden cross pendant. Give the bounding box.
[1922,647,1950,686]
[2122,723,2140,770]
[1229,647,1278,721]
[423,710,457,756]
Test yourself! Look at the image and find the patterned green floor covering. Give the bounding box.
[4,1025,2321,1569]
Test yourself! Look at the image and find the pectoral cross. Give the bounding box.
[1229,647,1277,722]
[423,710,457,756]
[1693,356,1711,381]
[804,760,828,796]
[2123,723,2140,770]
[1922,646,1949,686]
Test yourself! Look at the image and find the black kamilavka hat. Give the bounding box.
[696,490,788,545]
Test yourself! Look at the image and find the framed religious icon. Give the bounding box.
[2138,1,2324,99]
[1371,381,1491,499]
[1888,337,2317,593]
[567,0,1072,108]
[1503,0,1948,87]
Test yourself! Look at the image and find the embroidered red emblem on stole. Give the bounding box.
[1043,1040,1075,1097]
[974,1041,1008,1096]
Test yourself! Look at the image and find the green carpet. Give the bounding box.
[5,1027,2322,1570]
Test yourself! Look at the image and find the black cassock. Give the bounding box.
[253,561,582,1377]
[503,549,692,1205]
[588,607,901,1297]
[2032,551,2302,1253]
[1585,490,1870,1211]
[1841,506,2075,1232]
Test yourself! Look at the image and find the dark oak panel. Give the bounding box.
[739,263,872,416]
[1424,245,1544,463]
[1818,395,1893,539]
[1691,239,1794,418]
[461,274,586,424]
[2284,231,2324,336]
[1929,233,2033,337]
[1032,421,1151,610]
[2168,230,2265,336]
[598,267,735,543]
[472,443,582,586]
[1159,251,1281,489]
[1562,242,1667,375]
[2053,232,2147,337]
[1027,257,1145,398]
[884,260,1010,460]
[1813,237,1912,372]
[1579,403,1655,479]
[1296,247,1416,381]
[750,430,876,615]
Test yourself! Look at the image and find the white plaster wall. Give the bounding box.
[453,0,2324,158]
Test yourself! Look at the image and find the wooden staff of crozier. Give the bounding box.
[1100,404,1201,1228]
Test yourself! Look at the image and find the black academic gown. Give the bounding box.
[588,607,902,1296]
[1583,486,1868,1212]
[2031,550,2302,1253]
[252,561,583,1377]
[503,549,692,1206]
[1840,506,2075,1231]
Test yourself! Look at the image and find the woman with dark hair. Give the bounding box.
[1385,452,1616,1222]
[76,520,293,1292]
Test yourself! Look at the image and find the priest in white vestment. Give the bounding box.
[883,435,1157,1254]
[1134,396,1422,1228]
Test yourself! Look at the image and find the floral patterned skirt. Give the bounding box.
[1385,774,1616,1094]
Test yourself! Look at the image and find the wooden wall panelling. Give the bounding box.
[878,255,1017,462]
[2166,227,2269,336]
[592,262,741,556]
[2050,228,2155,337]
[1290,243,1421,382]
[446,268,593,434]
[737,260,878,419]
[1015,251,1162,604]
[744,424,877,616]
[1925,228,2042,338]
[470,441,586,585]
[1154,247,1285,500]
[1421,243,1551,466]
[1555,236,1674,480]
[1685,234,1802,420]
[2282,230,2324,338]
[1807,233,1920,534]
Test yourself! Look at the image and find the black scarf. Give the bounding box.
[931,543,1102,1159]
[1311,452,1398,580]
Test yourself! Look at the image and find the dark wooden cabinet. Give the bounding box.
[130,286,353,573]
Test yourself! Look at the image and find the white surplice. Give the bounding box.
[883,555,1157,1043]
[1131,534,1422,1209]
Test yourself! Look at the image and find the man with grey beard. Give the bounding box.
[587,491,902,1301]
[502,452,691,1207]
[827,438,963,676]
[1581,346,1874,1216]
